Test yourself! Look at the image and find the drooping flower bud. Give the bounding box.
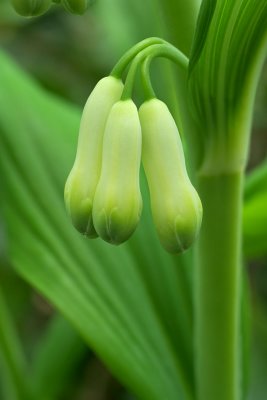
[61,0,88,14]
[11,0,51,16]
[64,76,124,237]
[139,99,202,253]
[92,100,142,245]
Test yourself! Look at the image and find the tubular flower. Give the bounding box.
[11,0,51,16]
[139,98,202,253]
[64,76,124,237]
[92,100,142,245]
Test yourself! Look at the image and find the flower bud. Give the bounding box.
[11,0,51,16]
[61,0,88,14]
[139,99,202,253]
[64,76,124,237]
[92,100,142,245]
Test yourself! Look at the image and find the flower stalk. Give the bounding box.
[195,171,243,400]
[120,43,189,100]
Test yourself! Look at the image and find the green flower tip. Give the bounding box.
[64,76,124,237]
[11,0,51,16]
[139,98,202,253]
[92,100,142,244]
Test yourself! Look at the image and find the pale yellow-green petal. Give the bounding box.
[93,100,142,244]
[64,76,124,237]
[139,98,202,253]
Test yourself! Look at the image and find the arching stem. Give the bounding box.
[121,43,189,101]
[110,37,166,78]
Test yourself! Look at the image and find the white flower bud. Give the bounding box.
[139,98,202,253]
[92,100,142,244]
[64,76,124,237]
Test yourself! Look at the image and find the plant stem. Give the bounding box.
[195,172,243,400]
[121,43,188,100]
[110,37,166,78]
[141,57,156,100]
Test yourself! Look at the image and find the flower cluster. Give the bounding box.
[65,75,202,254]
[65,76,143,245]
[10,0,91,17]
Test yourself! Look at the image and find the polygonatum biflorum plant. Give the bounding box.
[0,1,267,400]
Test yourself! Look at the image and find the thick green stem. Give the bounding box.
[195,172,243,400]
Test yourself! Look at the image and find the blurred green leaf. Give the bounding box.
[0,50,194,400]
[243,159,267,259]
[31,314,88,400]
[0,286,33,400]
[245,159,267,200]
[243,191,267,259]
[248,300,267,400]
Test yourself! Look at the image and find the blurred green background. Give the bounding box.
[0,1,267,399]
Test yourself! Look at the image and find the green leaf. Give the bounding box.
[248,299,267,399]
[31,314,88,400]
[243,159,267,259]
[0,50,194,399]
[243,190,267,259]
[189,0,216,73]
[245,159,267,201]
[188,0,267,173]
[0,286,33,400]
